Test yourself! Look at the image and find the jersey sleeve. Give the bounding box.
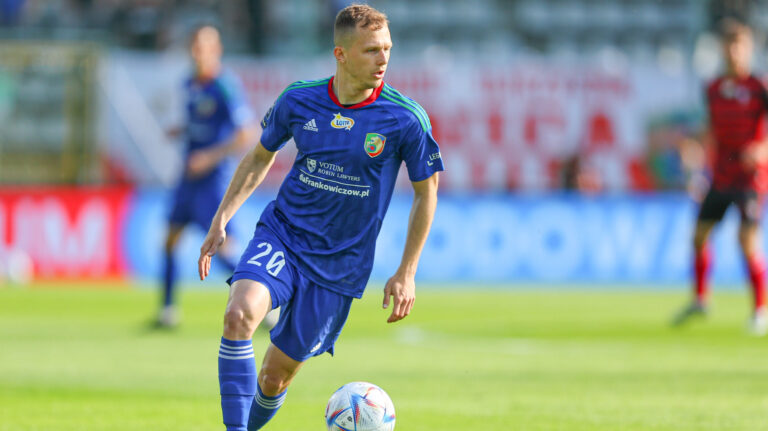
[398,115,444,182]
[218,73,255,128]
[260,91,293,152]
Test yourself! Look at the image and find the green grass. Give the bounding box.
[2,284,768,430]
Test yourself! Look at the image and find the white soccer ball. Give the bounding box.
[325,382,396,431]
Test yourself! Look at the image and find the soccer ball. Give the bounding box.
[325,382,396,431]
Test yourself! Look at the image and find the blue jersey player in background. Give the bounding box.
[198,5,443,430]
[158,25,257,328]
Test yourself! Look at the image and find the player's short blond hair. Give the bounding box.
[720,18,752,42]
[333,4,389,46]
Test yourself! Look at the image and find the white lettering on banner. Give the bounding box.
[12,198,109,276]
[579,203,664,278]
[465,203,520,279]
[371,196,749,283]
[298,172,370,198]
[524,203,581,280]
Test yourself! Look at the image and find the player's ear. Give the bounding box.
[334,46,346,63]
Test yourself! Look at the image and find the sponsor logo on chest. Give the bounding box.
[194,96,217,117]
[331,113,354,130]
[720,79,752,104]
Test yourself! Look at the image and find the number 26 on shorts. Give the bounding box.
[247,242,286,277]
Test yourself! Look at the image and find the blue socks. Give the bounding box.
[248,384,287,430]
[219,338,257,431]
[162,250,177,307]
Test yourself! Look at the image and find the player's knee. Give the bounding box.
[739,231,759,256]
[693,230,709,251]
[258,371,289,396]
[223,306,258,338]
[164,232,181,253]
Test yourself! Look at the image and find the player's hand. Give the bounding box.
[742,144,767,172]
[198,227,226,281]
[166,126,184,140]
[187,150,219,178]
[382,272,415,323]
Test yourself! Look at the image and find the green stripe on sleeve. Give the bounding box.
[381,87,431,129]
[380,92,428,131]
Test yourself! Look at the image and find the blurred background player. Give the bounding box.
[198,5,442,430]
[673,19,768,335]
[158,25,257,328]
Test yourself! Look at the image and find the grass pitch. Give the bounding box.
[2,283,768,431]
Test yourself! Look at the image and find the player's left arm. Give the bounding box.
[743,136,768,171]
[743,81,768,171]
[383,172,439,323]
[187,75,258,178]
[187,125,258,178]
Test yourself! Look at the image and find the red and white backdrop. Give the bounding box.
[231,60,698,192]
[105,53,698,191]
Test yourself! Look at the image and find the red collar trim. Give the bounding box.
[327,76,383,109]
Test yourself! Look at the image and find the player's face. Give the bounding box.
[190,27,222,79]
[343,26,392,89]
[723,33,752,76]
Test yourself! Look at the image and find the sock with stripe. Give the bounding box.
[219,338,257,431]
[247,383,287,430]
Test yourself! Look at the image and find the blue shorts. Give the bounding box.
[229,224,354,362]
[168,180,227,231]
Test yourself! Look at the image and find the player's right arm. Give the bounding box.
[198,142,277,280]
[199,80,296,279]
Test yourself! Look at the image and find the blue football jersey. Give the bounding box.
[182,70,254,184]
[258,77,444,298]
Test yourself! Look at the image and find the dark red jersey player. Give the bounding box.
[674,19,768,335]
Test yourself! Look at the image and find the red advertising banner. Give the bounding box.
[0,186,132,280]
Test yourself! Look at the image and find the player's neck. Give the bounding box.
[332,72,374,105]
[195,64,221,83]
[725,67,750,80]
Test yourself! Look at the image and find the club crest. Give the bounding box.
[331,113,355,131]
[307,158,317,173]
[364,133,386,158]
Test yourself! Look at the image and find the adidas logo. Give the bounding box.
[303,118,318,132]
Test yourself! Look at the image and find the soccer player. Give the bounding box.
[198,5,443,430]
[673,19,768,335]
[158,25,256,328]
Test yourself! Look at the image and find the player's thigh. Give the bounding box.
[258,343,305,395]
[698,187,732,222]
[693,219,717,250]
[223,279,273,337]
[164,223,185,251]
[231,225,296,309]
[168,184,193,226]
[269,283,354,363]
[738,222,762,257]
[735,189,763,225]
[695,187,730,246]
